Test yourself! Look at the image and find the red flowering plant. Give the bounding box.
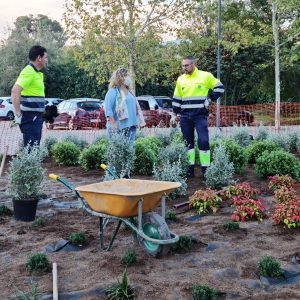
[268,175,295,191]
[274,187,298,204]
[189,188,222,214]
[221,182,260,204]
[231,195,267,222]
[272,199,300,229]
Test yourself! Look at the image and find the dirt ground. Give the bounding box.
[0,158,300,300]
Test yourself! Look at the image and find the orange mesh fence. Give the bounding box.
[2,103,300,155]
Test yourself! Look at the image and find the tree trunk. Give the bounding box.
[272,1,281,129]
[128,51,136,96]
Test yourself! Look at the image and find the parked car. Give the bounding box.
[0,97,15,120]
[49,98,104,130]
[45,98,64,106]
[137,95,172,127]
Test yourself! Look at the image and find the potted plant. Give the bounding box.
[7,145,47,222]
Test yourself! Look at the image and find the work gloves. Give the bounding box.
[204,98,211,110]
[170,114,177,126]
[14,114,22,125]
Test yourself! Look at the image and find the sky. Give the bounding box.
[0,0,65,39]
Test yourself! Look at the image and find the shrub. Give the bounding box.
[105,132,136,179]
[268,175,295,191]
[43,137,57,154]
[258,256,284,278]
[189,189,222,214]
[92,136,109,146]
[121,249,137,267]
[247,140,279,164]
[157,143,189,177]
[268,132,292,152]
[63,135,88,150]
[166,210,177,221]
[205,144,234,189]
[0,204,13,216]
[231,125,251,147]
[274,187,298,204]
[134,140,157,176]
[52,141,81,166]
[68,232,87,246]
[223,221,240,230]
[272,200,300,228]
[255,150,300,180]
[8,145,47,201]
[32,217,46,228]
[106,270,134,300]
[26,253,50,273]
[255,125,269,141]
[79,143,107,171]
[231,196,267,222]
[153,160,187,199]
[221,182,260,202]
[172,235,192,252]
[192,285,217,300]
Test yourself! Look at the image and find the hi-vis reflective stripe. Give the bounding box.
[173,96,182,100]
[172,102,181,107]
[182,96,207,101]
[214,88,224,93]
[188,149,195,165]
[181,104,205,109]
[199,150,210,167]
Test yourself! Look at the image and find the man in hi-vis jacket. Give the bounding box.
[171,56,225,177]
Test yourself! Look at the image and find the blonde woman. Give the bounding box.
[104,67,145,144]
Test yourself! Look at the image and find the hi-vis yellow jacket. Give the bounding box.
[172,67,224,117]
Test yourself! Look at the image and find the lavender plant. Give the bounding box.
[205,144,234,189]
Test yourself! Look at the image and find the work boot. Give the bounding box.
[201,166,207,176]
[188,165,195,178]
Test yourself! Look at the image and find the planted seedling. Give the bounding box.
[166,210,177,221]
[31,217,46,228]
[15,279,38,300]
[26,253,50,273]
[0,204,13,216]
[106,270,134,300]
[192,285,217,300]
[223,221,240,231]
[68,232,87,246]
[121,249,137,267]
[172,235,192,253]
[258,256,284,278]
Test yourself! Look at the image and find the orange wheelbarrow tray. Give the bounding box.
[49,174,181,257]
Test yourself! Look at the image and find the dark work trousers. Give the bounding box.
[19,111,44,147]
[180,115,210,173]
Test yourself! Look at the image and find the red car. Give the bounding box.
[48,98,104,130]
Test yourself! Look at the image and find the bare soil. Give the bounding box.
[0,159,299,300]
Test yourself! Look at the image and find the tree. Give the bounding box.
[64,0,193,94]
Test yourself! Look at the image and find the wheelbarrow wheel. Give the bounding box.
[138,212,171,258]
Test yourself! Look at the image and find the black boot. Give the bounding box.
[188,165,195,178]
[201,166,207,176]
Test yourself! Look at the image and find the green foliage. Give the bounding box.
[231,125,252,147]
[211,139,247,173]
[43,137,57,154]
[267,132,293,152]
[15,279,38,300]
[79,143,107,171]
[192,285,217,300]
[68,232,87,246]
[106,270,134,300]
[8,145,47,201]
[0,204,13,216]
[258,256,284,278]
[134,140,157,176]
[52,141,81,166]
[165,210,177,221]
[255,125,269,141]
[205,145,234,189]
[31,217,46,228]
[247,140,279,164]
[153,160,187,199]
[63,135,88,150]
[105,132,136,179]
[254,150,300,180]
[26,253,50,273]
[223,221,240,230]
[172,235,192,252]
[121,249,137,267]
[189,189,222,214]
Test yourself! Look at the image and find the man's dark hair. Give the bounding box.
[28,45,47,61]
[183,56,196,64]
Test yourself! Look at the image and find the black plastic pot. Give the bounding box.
[13,199,38,222]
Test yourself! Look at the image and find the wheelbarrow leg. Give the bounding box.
[99,217,104,249]
[107,220,122,251]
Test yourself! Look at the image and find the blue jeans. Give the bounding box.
[19,111,44,147]
[106,124,137,147]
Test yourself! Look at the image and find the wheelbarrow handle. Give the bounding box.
[49,173,60,180]
[48,173,76,194]
[100,163,119,179]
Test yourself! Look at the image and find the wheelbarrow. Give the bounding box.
[49,174,181,257]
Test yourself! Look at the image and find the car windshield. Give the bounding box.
[155,98,172,109]
[78,101,101,111]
